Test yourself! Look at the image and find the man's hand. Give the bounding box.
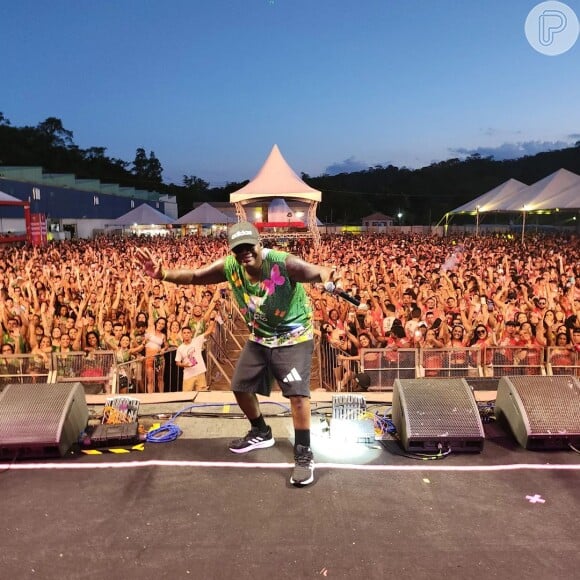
[135,248,163,280]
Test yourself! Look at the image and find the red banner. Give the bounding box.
[30,213,47,246]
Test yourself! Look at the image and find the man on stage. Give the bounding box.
[136,222,336,486]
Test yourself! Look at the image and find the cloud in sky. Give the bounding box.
[568,133,580,140]
[324,156,369,175]
[450,140,575,160]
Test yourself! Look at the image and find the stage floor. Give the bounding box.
[1,394,579,580]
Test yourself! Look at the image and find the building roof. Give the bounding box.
[109,203,174,225]
[174,202,235,224]
[362,212,394,221]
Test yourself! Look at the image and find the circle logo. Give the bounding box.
[525,1,579,55]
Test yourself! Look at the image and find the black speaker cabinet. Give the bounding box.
[392,378,485,453]
[0,382,89,459]
[495,375,580,450]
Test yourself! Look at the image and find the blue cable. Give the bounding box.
[146,422,182,443]
[145,400,291,444]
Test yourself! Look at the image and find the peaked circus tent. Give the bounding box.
[174,202,235,224]
[110,203,175,225]
[229,145,322,245]
[230,144,321,203]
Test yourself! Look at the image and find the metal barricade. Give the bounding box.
[0,354,50,386]
[52,351,116,394]
[113,358,142,394]
[133,348,179,393]
[483,345,546,377]
[546,347,579,376]
[206,317,237,389]
[418,347,481,378]
[204,298,249,390]
[162,347,184,392]
[109,349,180,394]
[319,337,352,391]
[361,348,418,391]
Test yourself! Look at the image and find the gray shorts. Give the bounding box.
[232,339,314,398]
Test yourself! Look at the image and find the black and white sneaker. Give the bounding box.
[229,426,275,454]
[290,444,314,486]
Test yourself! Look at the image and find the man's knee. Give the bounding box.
[290,395,310,409]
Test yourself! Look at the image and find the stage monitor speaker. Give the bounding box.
[392,378,485,453]
[495,375,580,450]
[0,382,89,459]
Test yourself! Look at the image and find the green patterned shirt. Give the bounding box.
[223,249,313,348]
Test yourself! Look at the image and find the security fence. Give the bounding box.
[482,346,545,377]
[417,347,481,379]
[1,341,576,395]
[0,354,51,386]
[316,343,570,391]
[546,347,579,376]
[361,348,418,391]
[53,351,116,393]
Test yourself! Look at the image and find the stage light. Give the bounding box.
[330,394,374,444]
[309,395,386,463]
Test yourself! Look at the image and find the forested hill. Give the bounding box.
[306,145,580,224]
[1,113,579,224]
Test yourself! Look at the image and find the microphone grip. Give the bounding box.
[335,289,360,307]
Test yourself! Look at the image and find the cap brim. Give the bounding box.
[229,237,260,250]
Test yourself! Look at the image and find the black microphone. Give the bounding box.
[324,282,360,307]
[335,289,360,307]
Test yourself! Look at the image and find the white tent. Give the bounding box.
[229,145,322,245]
[174,202,235,224]
[443,168,580,238]
[502,168,580,211]
[110,203,175,225]
[0,190,24,202]
[450,178,529,214]
[448,169,580,216]
[268,198,295,222]
[230,144,321,204]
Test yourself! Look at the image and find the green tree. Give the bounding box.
[83,147,107,160]
[36,117,75,148]
[175,174,210,214]
[132,148,148,178]
[183,174,209,191]
[131,148,163,186]
[147,151,163,184]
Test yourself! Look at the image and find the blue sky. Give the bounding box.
[2,1,579,186]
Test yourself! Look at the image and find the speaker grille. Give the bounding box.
[495,375,580,449]
[498,375,580,434]
[0,383,88,458]
[399,379,482,437]
[392,378,484,452]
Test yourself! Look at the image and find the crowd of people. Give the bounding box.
[1,231,579,390]
[308,233,580,383]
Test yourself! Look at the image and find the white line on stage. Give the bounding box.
[1,460,579,472]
